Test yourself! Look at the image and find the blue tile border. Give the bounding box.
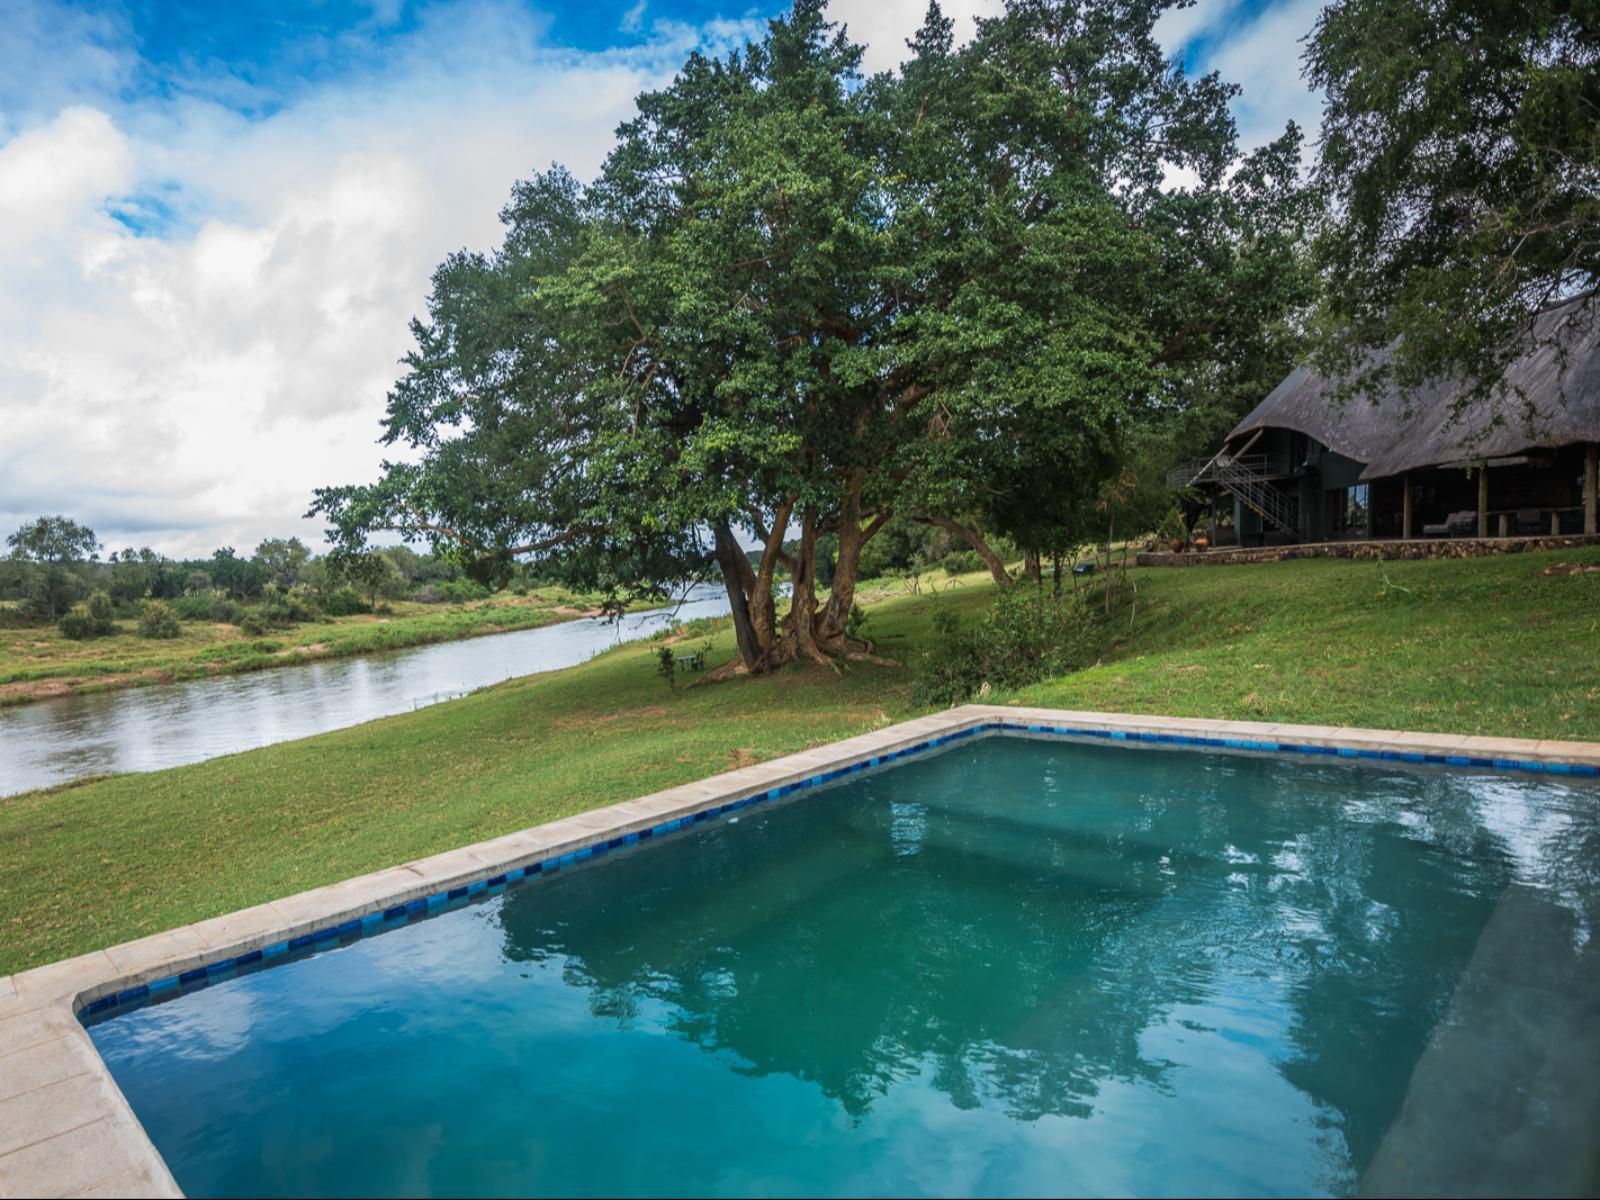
[78,718,1600,1026]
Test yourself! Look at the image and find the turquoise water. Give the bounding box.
[88,737,1600,1197]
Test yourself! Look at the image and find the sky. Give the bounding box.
[0,0,1327,559]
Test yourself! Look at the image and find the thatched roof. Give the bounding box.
[1229,299,1600,480]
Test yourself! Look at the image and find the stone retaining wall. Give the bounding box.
[1136,532,1600,567]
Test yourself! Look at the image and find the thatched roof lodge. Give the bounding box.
[1175,299,1600,545]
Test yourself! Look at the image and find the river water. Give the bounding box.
[0,587,731,799]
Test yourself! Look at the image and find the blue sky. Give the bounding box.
[0,0,1324,556]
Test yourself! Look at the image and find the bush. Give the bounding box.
[433,578,491,604]
[137,599,182,639]
[57,607,95,640]
[911,589,1095,707]
[238,613,270,636]
[171,594,212,621]
[941,550,984,575]
[85,590,114,627]
[323,587,368,616]
[59,591,118,640]
[171,594,248,624]
[655,643,677,689]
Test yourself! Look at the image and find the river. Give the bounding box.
[0,586,731,799]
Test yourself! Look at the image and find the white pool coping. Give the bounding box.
[3,704,1599,1198]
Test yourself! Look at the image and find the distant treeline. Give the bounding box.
[0,515,544,632]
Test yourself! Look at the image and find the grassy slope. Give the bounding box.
[2,547,1597,975]
[1023,547,1600,737]
[0,588,624,706]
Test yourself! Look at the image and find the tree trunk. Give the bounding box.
[919,515,1011,584]
[778,509,830,664]
[817,472,888,648]
[1024,549,1042,583]
[712,521,763,671]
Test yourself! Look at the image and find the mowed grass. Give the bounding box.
[2,547,1597,975]
[0,588,622,706]
[1022,546,1600,737]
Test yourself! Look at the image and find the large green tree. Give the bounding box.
[315,0,1310,672]
[6,515,99,619]
[1308,0,1600,412]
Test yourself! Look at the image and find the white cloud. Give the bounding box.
[1160,0,1326,149]
[0,2,763,558]
[827,0,1002,75]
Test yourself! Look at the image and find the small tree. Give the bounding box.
[184,570,212,596]
[137,599,182,639]
[252,537,311,589]
[6,515,99,619]
[59,589,117,640]
[338,550,406,609]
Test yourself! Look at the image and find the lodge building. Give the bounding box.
[1174,300,1600,546]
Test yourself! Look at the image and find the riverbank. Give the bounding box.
[2,548,1597,974]
[0,588,628,708]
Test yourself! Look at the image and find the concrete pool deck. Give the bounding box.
[3,705,1599,1198]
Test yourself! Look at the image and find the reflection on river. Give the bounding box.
[0,586,730,797]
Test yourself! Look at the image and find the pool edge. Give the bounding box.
[2,705,1598,1198]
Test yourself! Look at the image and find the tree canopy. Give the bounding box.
[313,0,1311,673]
[1307,0,1600,415]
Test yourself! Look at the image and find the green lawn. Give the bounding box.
[3,547,1597,976]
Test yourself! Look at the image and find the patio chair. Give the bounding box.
[1445,510,1478,537]
[1514,508,1544,535]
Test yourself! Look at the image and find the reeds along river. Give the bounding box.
[0,586,732,799]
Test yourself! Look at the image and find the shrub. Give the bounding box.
[846,602,869,640]
[409,585,444,604]
[60,590,118,640]
[211,598,246,626]
[911,589,1095,707]
[941,550,984,575]
[171,594,212,621]
[57,607,95,640]
[137,599,182,639]
[85,590,115,627]
[434,578,491,604]
[323,587,368,616]
[655,643,677,689]
[238,613,270,636]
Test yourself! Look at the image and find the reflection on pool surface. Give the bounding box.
[88,736,1600,1197]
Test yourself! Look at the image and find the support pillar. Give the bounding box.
[1498,513,1510,538]
[1402,473,1413,540]
[1553,511,1562,536]
[1477,463,1489,538]
[1586,444,1597,535]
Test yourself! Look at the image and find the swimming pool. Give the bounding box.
[82,729,1600,1197]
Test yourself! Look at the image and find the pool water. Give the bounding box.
[88,737,1600,1197]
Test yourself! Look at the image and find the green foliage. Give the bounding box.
[911,590,1096,708]
[323,587,368,617]
[252,537,311,589]
[654,643,677,689]
[238,613,270,637]
[1307,0,1599,410]
[209,547,266,600]
[55,609,92,640]
[58,591,117,641]
[941,551,983,576]
[845,602,869,640]
[137,600,182,640]
[5,515,99,620]
[311,0,1311,669]
[430,579,491,604]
